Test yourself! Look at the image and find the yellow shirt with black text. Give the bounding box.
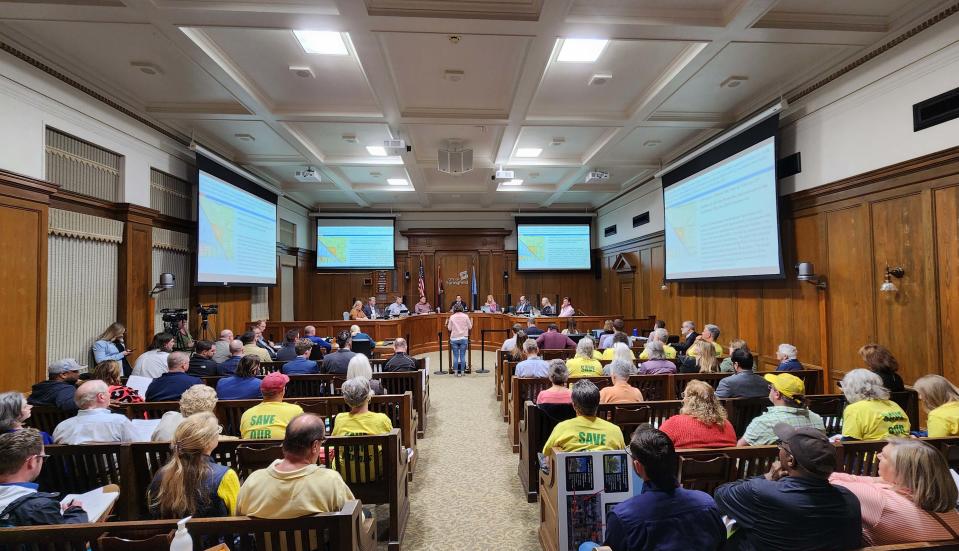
[331,411,394,482]
[566,357,603,378]
[542,415,625,456]
[240,401,304,440]
[842,399,910,440]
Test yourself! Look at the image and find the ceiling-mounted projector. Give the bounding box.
[494,169,515,181]
[384,139,408,154]
[438,139,473,175]
[584,170,609,183]
[294,167,321,183]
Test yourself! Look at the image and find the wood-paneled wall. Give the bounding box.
[599,146,959,389]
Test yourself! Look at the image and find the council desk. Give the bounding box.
[263,314,654,356]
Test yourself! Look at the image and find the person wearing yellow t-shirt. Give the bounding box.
[840,369,910,440]
[332,377,394,481]
[687,324,724,357]
[915,374,959,437]
[240,372,304,440]
[601,342,636,364]
[567,338,603,377]
[543,380,625,456]
[638,328,677,360]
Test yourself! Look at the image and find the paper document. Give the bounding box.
[130,418,162,442]
[125,375,153,397]
[60,485,119,522]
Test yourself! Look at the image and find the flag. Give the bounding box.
[417,256,426,298]
[471,263,477,299]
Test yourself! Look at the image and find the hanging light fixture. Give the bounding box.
[880,266,904,293]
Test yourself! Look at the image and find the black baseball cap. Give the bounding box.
[774,423,836,477]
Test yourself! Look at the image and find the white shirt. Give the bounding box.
[501,337,516,351]
[52,408,136,444]
[131,349,169,379]
[387,303,407,316]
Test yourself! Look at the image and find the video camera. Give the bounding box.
[160,308,188,323]
[196,304,219,318]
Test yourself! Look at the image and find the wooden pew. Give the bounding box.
[0,500,375,551]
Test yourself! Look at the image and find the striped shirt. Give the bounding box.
[829,473,959,545]
[743,406,826,445]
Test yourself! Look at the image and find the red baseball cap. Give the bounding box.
[260,372,290,393]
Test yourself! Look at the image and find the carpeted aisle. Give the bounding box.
[401,350,539,550]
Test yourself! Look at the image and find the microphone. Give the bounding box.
[576,309,586,316]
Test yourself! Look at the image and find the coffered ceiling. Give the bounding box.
[0,0,947,210]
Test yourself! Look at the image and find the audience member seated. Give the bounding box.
[775,343,803,372]
[599,360,643,404]
[252,320,277,359]
[638,328,677,360]
[92,322,131,364]
[350,300,367,320]
[516,340,550,377]
[536,360,572,405]
[524,318,544,337]
[858,343,905,392]
[830,438,959,545]
[680,340,720,374]
[840,369,910,440]
[332,378,394,480]
[187,340,219,376]
[384,338,417,372]
[146,352,203,402]
[558,297,575,318]
[566,338,602,377]
[603,426,726,551]
[93,360,143,404]
[282,339,319,375]
[413,296,433,315]
[688,324,723,357]
[597,320,616,349]
[303,325,332,353]
[322,330,357,375]
[387,296,408,317]
[638,341,676,375]
[237,413,355,517]
[240,372,303,440]
[719,339,748,372]
[600,334,634,361]
[152,384,220,441]
[674,320,699,354]
[347,354,385,395]
[914,374,959,437]
[0,392,53,444]
[740,373,825,446]
[0,429,88,526]
[132,332,175,379]
[215,355,263,401]
[211,329,234,364]
[715,348,768,399]
[715,424,862,551]
[241,331,272,363]
[350,324,373,343]
[28,359,82,413]
[53,380,135,444]
[501,323,524,352]
[148,412,239,519]
[172,318,194,352]
[536,323,575,350]
[217,339,244,376]
[274,330,301,362]
[542,380,625,457]
[659,380,736,449]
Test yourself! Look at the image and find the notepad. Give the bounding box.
[125,375,153,397]
[60,484,119,522]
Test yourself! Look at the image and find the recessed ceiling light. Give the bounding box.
[342,134,357,143]
[289,66,315,79]
[369,171,381,178]
[130,61,163,76]
[502,179,523,186]
[557,38,608,63]
[516,147,542,158]
[643,140,661,148]
[529,172,540,179]
[234,133,255,142]
[443,69,465,82]
[292,30,348,55]
[720,75,749,88]
[588,73,612,86]
[366,146,388,156]
[387,178,409,186]
[550,137,566,147]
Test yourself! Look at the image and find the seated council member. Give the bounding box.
[362,296,381,320]
[350,300,367,320]
[557,297,575,317]
[413,296,433,314]
[542,380,625,457]
[449,294,469,312]
[514,295,531,314]
[539,297,554,316]
[482,294,499,313]
[386,296,407,317]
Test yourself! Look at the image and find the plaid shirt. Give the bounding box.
[743,406,826,445]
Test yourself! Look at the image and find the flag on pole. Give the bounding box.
[471,263,478,302]
[417,256,426,298]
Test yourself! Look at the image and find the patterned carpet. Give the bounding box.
[400,350,540,550]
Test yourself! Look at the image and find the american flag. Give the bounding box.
[417,256,426,298]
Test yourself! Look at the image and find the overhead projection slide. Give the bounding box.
[197,164,278,286]
[517,224,591,270]
[316,219,396,269]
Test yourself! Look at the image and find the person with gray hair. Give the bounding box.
[675,320,699,354]
[332,377,394,480]
[145,350,203,402]
[516,339,549,377]
[638,341,677,375]
[0,392,53,444]
[603,343,637,375]
[639,327,678,361]
[536,360,573,405]
[347,354,385,395]
[542,380,625,456]
[600,360,644,404]
[52,380,135,444]
[840,368,910,440]
[775,343,803,372]
[212,329,235,364]
[567,337,602,377]
[690,324,723,357]
[384,337,417,372]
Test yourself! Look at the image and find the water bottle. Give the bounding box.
[632,328,638,337]
[170,516,193,551]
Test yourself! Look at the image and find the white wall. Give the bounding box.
[598,22,959,247]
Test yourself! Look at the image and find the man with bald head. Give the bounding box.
[303,325,331,353]
[384,337,417,371]
[52,380,135,444]
[217,340,245,375]
[145,351,202,402]
[212,329,235,364]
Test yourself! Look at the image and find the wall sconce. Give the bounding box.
[404,271,410,281]
[795,262,826,289]
[880,266,904,293]
[150,273,175,297]
[660,278,669,291]
[503,271,509,280]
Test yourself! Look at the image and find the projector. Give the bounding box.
[584,170,609,183]
[438,140,473,175]
[494,169,515,181]
[294,168,321,183]
[384,139,408,154]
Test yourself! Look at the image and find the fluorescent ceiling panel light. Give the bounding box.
[515,148,543,158]
[292,30,348,55]
[557,39,608,62]
[387,178,409,186]
[366,146,387,156]
[502,179,523,186]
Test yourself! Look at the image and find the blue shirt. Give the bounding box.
[307,335,332,352]
[145,372,203,402]
[777,358,803,371]
[282,358,319,375]
[216,376,262,400]
[604,481,725,551]
[352,332,372,342]
[217,356,241,376]
[516,357,550,377]
[714,475,862,551]
[92,339,124,363]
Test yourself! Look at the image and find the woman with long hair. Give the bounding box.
[92,322,132,374]
[680,340,720,374]
[148,411,238,519]
[484,294,499,313]
[830,438,959,545]
[859,343,904,392]
[346,354,385,395]
[508,330,528,362]
[0,392,53,444]
[93,360,143,404]
[914,374,959,437]
[659,380,736,448]
[350,300,367,320]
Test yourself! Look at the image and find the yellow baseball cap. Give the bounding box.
[764,373,805,398]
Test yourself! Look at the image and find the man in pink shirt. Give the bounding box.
[446,305,472,376]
